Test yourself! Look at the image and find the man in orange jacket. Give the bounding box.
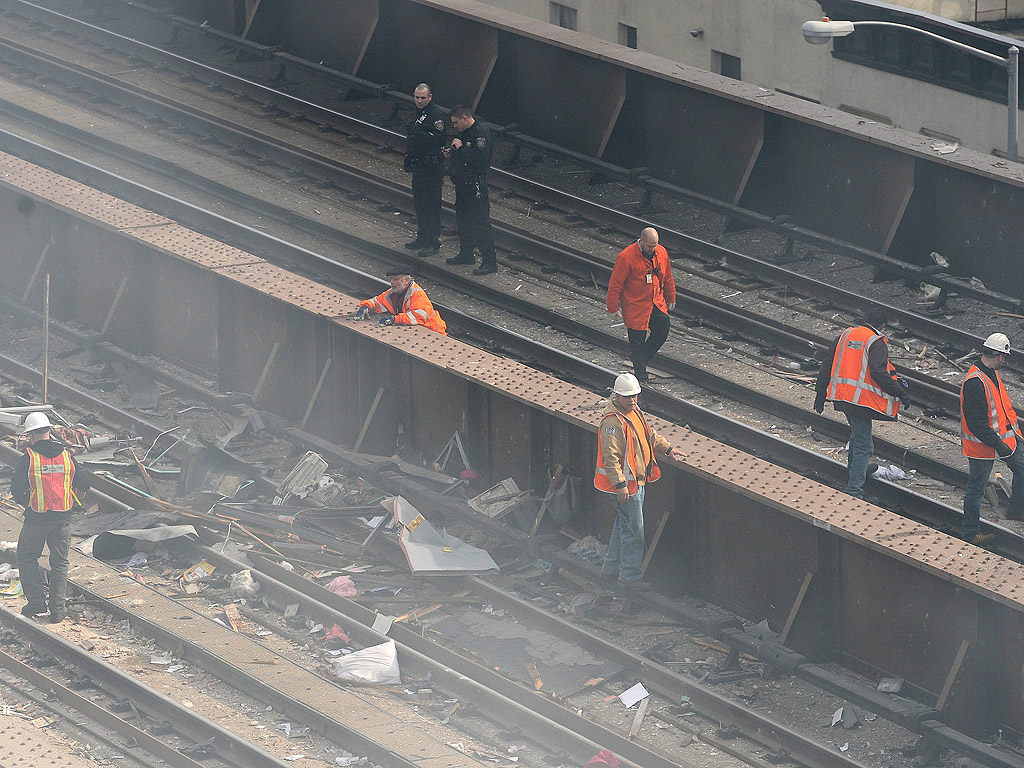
[355,269,447,335]
[960,332,1022,546]
[606,228,676,383]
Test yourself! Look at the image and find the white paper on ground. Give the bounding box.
[618,682,650,708]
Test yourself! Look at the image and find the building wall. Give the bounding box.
[471,0,1018,155]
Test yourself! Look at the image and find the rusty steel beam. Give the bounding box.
[3,151,1024,734]
[45,0,1024,293]
[359,2,497,112]
[245,0,378,76]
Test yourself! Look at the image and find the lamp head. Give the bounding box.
[802,18,856,44]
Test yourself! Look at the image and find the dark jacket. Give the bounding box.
[815,324,904,421]
[405,101,447,168]
[12,438,91,514]
[448,120,493,185]
[962,360,1011,451]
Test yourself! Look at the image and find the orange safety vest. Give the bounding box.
[359,282,447,335]
[26,448,76,513]
[826,326,901,418]
[961,364,1020,458]
[594,410,662,495]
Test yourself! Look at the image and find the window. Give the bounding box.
[712,51,741,80]
[549,3,577,31]
[618,23,637,49]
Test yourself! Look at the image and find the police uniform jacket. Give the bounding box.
[11,438,91,517]
[406,102,447,169]
[448,121,492,186]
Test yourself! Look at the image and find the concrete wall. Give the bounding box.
[471,0,1019,155]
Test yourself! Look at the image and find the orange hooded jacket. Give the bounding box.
[606,240,676,331]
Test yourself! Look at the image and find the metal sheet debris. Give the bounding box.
[392,497,498,573]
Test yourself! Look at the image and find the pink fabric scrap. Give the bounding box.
[324,624,351,643]
[584,750,620,768]
[326,575,357,597]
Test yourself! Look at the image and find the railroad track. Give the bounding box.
[0,606,299,768]
[0,12,1017,552]
[0,328,1018,768]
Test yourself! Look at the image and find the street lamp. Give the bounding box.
[801,17,1019,162]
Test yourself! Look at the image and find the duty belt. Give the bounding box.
[411,154,444,169]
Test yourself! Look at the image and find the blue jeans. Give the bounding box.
[601,485,645,583]
[963,449,1024,539]
[843,414,874,498]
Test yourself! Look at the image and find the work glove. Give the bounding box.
[355,306,370,320]
[813,395,825,414]
[896,376,911,407]
[997,441,1015,459]
[378,314,395,326]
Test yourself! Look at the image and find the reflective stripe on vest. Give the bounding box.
[961,365,1020,458]
[826,326,900,418]
[594,409,661,494]
[26,448,75,513]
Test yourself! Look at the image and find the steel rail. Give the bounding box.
[188,436,1020,768]
[0,324,1012,766]
[0,608,296,768]
[21,0,1023,314]
[0,48,976,491]
[358,475,1023,768]
[193,546,873,768]
[0,5,1007,376]
[0,125,1014,556]
[0,29,973,416]
[62,555,658,768]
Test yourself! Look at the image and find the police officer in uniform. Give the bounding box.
[404,84,448,258]
[12,412,91,622]
[444,105,497,276]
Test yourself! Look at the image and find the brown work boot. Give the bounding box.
[619,579,653,591]
[970,533,995,546]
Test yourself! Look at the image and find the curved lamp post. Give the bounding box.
[802,18,1018,162]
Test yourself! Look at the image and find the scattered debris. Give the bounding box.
[229,569,260,597]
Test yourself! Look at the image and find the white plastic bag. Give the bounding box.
[329,640,401,685]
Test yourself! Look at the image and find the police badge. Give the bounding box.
[434,119,444,131]
[476,137,487,148]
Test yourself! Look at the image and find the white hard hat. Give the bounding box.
[983,332,1011,354]
[612,373,642,396]
[22,411,52,434]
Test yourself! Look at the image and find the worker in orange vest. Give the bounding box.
[354,269,447,335]
[960,332,1023,546]
[12,412,91,622]
[814,308,909,499]
[594,373,684,590]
